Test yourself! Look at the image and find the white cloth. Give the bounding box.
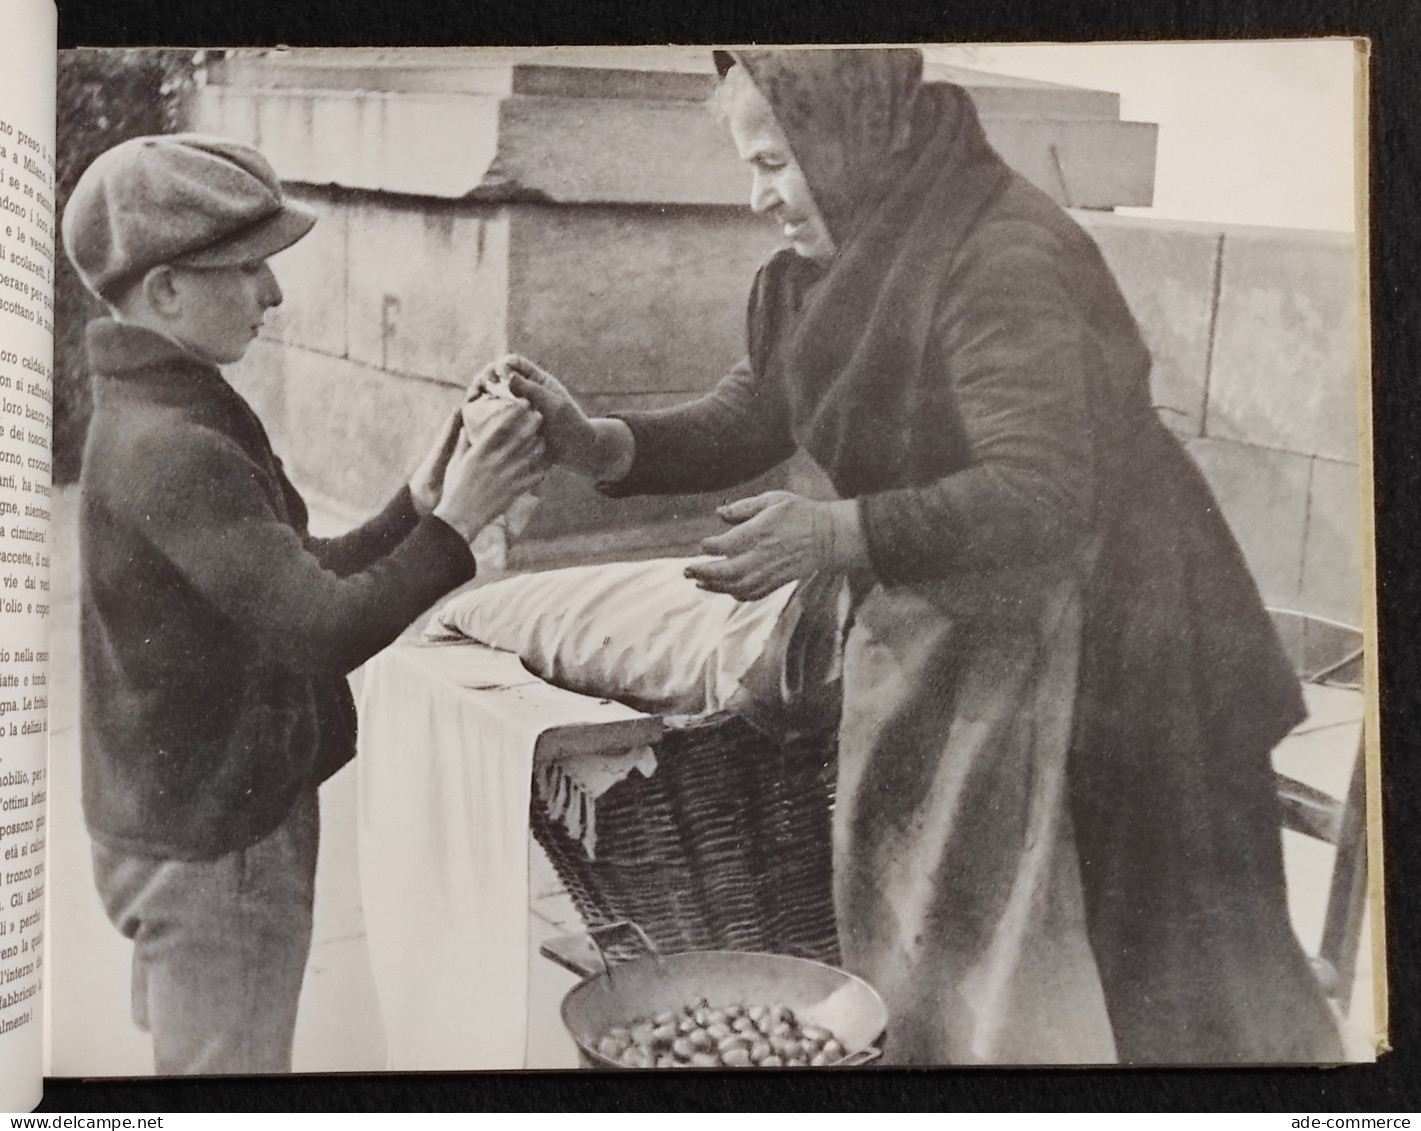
[356,641,661,1071]
[426,557,796,716]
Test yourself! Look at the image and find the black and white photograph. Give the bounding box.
[42,42,1373,1078]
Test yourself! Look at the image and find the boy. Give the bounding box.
[60,134,544,1074]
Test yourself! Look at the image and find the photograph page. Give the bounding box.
[46,41,1374,1078]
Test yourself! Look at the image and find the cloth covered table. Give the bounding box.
[356,641,661,1070]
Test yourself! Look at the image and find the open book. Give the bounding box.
[0,5,1383,1107]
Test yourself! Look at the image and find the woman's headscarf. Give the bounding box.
[714,48,933,246]
[711,47,1017,501]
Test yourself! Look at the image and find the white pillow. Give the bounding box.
[426,558,796,717]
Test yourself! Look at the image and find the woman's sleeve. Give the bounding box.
[857,221,1098,584]
[600,355,797,497]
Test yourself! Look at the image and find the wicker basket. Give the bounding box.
[531,712,841,966]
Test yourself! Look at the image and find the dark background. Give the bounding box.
[46,0,1421,1113]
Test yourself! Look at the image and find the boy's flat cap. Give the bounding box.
[62,133,316,299]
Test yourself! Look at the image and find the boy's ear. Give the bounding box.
[139,265,183,319]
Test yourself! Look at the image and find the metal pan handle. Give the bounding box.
[584,920,663,988]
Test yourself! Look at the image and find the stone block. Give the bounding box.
[199,50,1156,210]
[212,47,1128,121]
[1075,212,1222,437]
[928,63,1120,120]
[381,93,503,198]
[984,118,1157,209]
[496,95,751,205]
[210,48,515,96]
[1206,227,1359,462]
[191,83,259,146]
[253,90,322,185]
[346,200,510,384]
[1186,437,1312,609]
[1300,457,1365,628]
[262,346,463,512]
[304,91,372,193]
[261,187,349,359]
[197,85,504,201]
[507,203,780,398]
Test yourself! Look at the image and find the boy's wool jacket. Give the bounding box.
[80,319,476,860]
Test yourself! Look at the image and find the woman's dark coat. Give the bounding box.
[609,50,1342,1063]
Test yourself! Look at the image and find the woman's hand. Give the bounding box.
[687,491,868,600]
[498,354,634,480]
[408,407,464,516]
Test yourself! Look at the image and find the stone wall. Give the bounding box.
[210,51,1363,625]
[232,200,1362,623]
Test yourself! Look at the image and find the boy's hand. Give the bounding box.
[498,354,633,481]
[433,397,547,542]
[408,408,464,516]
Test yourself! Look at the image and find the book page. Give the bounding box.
[0,0,55,1114]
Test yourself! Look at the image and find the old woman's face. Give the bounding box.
[723,68,837,264]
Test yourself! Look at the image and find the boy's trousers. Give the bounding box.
[90,791,320,1075]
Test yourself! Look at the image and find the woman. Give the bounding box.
[506,49,1343,1064]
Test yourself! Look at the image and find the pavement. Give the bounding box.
[42,484,1377,1076]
